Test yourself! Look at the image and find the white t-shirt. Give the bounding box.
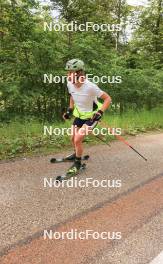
[67,79,104,112]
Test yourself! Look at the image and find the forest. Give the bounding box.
[0,0,163,159]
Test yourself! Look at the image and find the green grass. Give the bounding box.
[0,107,163,160]
[105,107,163,135]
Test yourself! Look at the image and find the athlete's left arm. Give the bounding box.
[100,92,112,112]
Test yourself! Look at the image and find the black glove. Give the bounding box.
[63,107,73,120]
[92,110,103,122]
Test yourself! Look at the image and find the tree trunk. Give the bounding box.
[155,0,162,52]
[116,0,122,51]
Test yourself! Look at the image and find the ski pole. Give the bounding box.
[100,121,147,162]
[94,134,111,147]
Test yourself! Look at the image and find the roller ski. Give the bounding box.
[56,158,86,182]
[50,153,89,163]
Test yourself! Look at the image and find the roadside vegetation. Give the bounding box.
[0,107,162,160]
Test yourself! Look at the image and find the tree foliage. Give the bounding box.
[0,0,162,122]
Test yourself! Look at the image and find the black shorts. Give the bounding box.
[73,117,98,129]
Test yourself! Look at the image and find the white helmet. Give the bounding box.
[65,59,85,71]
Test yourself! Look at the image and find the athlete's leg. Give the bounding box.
[74,119,98,157]
[71,125,78,148]
[65,122,87,172]
[70,118,84,156]
[67,122,93,173]
[74,124,90,158]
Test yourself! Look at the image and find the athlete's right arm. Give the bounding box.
[69,95,74,109]
[63,96,74,120]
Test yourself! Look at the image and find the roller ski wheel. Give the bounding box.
[50,154,89,163]
[56,163,86,182]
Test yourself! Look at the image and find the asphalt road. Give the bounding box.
[0,133,163,263]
